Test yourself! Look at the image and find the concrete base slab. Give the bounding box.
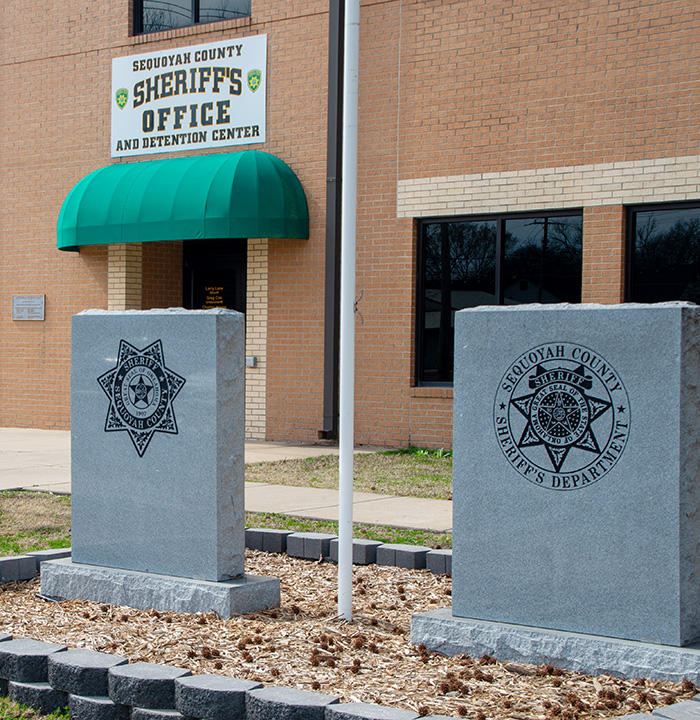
[411,608,700,683]
[40,559,279,617]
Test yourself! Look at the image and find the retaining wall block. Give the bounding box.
[326,701,419,720]
[0,556,37,583]
[651,700,700,718]
[329,539,383,565]
[246,528,293,554]
[132,708,192,720]
[425,549,452,576]
[69,695,130,720]
[286,533,337,561]
[247,685,339,720]
[48,647,128,696]
[109,661,192,709]
[27,548,72,572]
[8,680,68,715]
[376,544,429,570]
[176,673,262,720]
[0,638,67,682]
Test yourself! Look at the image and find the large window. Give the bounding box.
[417,211,583,384]
[627,202,700,303]
[134,0,250,34]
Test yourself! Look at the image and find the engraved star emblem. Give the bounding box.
[129,375,153,406]
[511,364,612,473]
[97,340,186,457]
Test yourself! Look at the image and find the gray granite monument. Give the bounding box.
[412,302,700,681]
[41,308,279,615]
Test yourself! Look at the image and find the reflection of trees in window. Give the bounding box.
[421,221,496,383]
[632,208,700,303]
[139,0,250,33]
[200,0,250,22]
[423,221,496,287]
[142,0,190,32]
[504,216,582,304]
[418,212,582,384]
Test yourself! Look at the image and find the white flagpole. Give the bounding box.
[338,0,360,621]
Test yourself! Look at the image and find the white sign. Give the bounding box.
[111,35,266,158]
[12,295,45,321]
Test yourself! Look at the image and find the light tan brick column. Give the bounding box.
[108,243,143,310]
[582,206,625,304]
[245,239,268,439]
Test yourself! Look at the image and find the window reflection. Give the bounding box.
[503,216,582,304]
[200,0,250,22]
[138,0,251,33]
[630,206,700,303]
[418,212,582,384]
[141,0,192,32]
[421,221,496,383]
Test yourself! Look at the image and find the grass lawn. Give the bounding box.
[0,448,452,561]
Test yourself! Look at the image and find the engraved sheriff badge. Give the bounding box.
[98,340,186,457]
[494,342,630,490]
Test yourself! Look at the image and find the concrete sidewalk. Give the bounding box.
[0,428,452,532]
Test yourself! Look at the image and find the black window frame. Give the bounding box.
[625,200,700,303]
[416,208,583,387]
[134,0,250,35]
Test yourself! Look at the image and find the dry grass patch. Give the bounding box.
[246,452,453,500]
[0,492,71,555]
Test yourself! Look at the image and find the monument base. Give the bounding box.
[40,559,280,617]
[412,608,700,683]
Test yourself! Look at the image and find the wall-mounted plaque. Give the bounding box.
[12,295,45,321]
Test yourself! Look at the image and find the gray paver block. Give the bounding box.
[425,549,452,575]
[329,539,383,565]
[132,708,191,720]
[246,528,292,554]
[286,533,337,560]
[176,674,262,720]
[376,544,429,570]
[8,680,68,715]
[27,548,72,571]
[326,702,419,720]
[109,661,192,709]
[48,647,128,695]
[0,638,67,682]
[653,701,700,718]
[0,556,37,583]
[69,695,130,720]
[247,686,339,720]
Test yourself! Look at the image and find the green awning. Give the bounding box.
[57,150,309,251]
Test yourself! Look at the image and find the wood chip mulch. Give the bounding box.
[0,550,695,720]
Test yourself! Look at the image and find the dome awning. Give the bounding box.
[57,150,309,251]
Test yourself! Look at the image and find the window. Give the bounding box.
[134,0,251,34]
[417,211,583,384]
[627,202,700,303]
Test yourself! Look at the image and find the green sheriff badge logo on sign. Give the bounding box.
[494,342,630,490]
[115,88,129,109]
[247,69,262,93]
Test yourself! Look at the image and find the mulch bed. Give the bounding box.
[0,550,694,720]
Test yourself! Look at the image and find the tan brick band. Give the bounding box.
[397,155,700,218]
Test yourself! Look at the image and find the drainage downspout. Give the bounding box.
[320,0,344,440]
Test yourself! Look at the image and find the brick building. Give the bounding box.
[2,0,698,447]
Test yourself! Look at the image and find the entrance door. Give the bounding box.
[183,239,247,312]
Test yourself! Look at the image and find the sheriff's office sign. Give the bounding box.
[111,35,266,158]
